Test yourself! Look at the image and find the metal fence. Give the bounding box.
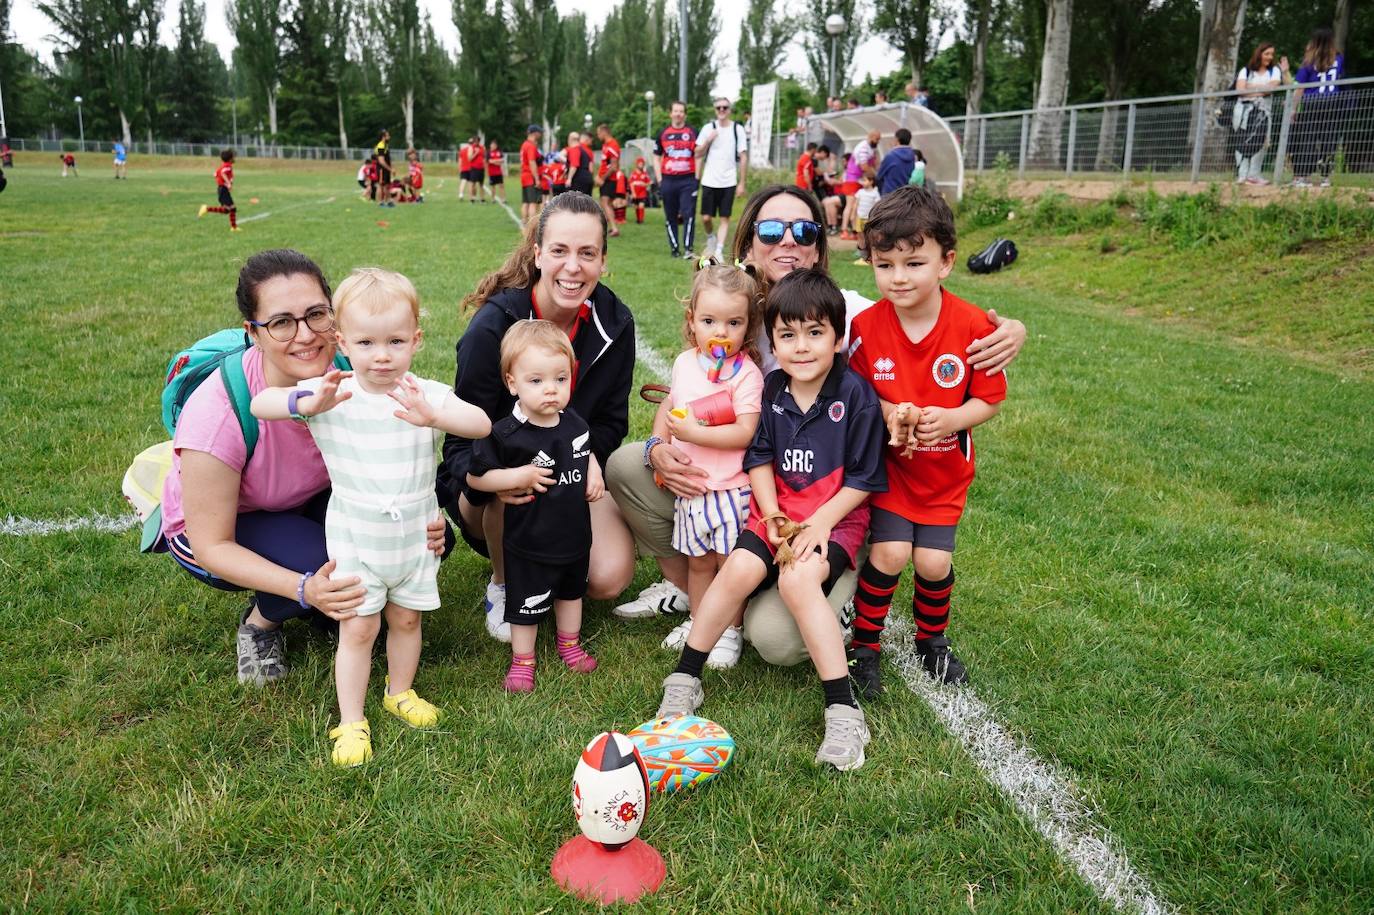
[3,136,464,164]
[947,75,1374,185]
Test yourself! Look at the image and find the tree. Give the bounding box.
[371,0,422,146]
[227,0,282,142]
[166,0,224,141]
[736,0,796,90]
[965,0,992,118]
[1029,0,1071,165]
[453,0,523,142]
[874,0,952,88]
[804,0,862,99]
[665,0,718,105]
[509,0,566,133]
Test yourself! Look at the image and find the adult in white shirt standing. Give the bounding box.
[695,97,749,258]
[1233,41,1290,186]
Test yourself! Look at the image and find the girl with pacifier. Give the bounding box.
[251,267,491,767]
[651,258,765,668]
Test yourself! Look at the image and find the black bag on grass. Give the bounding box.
[967,238,1018,274]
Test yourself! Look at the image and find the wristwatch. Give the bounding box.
[643,435,663,468]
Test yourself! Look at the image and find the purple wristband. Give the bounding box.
[287,389,314,420]
[297,571,314,608]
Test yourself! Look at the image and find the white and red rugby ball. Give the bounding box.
[572,731,651,849]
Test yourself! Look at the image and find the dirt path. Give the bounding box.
[1001,177,1374,205]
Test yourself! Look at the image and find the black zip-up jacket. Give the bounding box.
[437,283,635,511]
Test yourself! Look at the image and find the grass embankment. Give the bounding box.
[1,158,1371,912]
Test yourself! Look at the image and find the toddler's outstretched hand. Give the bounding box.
[389,375,436,427]
[301,368,353,416]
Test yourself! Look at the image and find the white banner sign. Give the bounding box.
[749,82,777,169]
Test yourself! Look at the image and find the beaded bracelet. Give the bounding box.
[297,571,315,608]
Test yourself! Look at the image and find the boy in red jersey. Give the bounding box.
[406,149,425,202]
[518,124,543,223]
[467,137,488,202]
[609,164,628,224]
[486,139,504,201]
[197,148,240,231]
[594,124,622,236]
[845,185,1008,696]
[796,142,817,190]
[628,157,652,223]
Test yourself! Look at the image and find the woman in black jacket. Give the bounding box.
[439,191,637,640]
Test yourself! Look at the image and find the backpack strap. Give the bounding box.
[219,351,259,463]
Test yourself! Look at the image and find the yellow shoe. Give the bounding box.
[329,719,372,768]
[197,205,208,218]
[229,226,242,232]
[383,678,442,729]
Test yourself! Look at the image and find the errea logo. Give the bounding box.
[872,356,896,381]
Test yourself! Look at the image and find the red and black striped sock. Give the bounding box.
[206,206,228,214]
[851,561,901,652]
[228,207,238,229]
[914,568,955,641]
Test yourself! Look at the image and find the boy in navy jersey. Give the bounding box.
[656,269,886,771]
[467,321,605,693]
[846,185,1007,697]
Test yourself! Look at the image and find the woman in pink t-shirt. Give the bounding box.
[160,249,447,686]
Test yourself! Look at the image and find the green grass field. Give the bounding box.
[2,157,1372,912]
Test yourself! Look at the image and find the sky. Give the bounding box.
[8,0,907,102]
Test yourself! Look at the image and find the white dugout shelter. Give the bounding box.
[806,103,966,201]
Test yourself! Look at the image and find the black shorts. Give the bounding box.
[488,172,503,186]
[599,181,619,198]
[217,186,234,208]
[551,184,567,196]
[868,507,958,552]
[521,185,542,204]
[503,550,589,624]
[570,173,594,196]
[463,168,483,182]
[700,185,737,218]
[735,530,848,599]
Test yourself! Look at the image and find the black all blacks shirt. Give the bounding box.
[468,406,593,563]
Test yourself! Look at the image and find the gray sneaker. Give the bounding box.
[815,704,870,771]
[237,606,288,686]
[657,672,704,718]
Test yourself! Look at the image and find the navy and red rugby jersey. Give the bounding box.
[655,125,698,177]
[742,362,886,560]
[848,289,1008,525]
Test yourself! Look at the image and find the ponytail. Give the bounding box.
[461,191,608,313]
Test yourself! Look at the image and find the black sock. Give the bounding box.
[674,645,709,680]
[822,676,858,709]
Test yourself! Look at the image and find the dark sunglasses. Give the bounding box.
[754,219,821,247]
[715,104,731,111]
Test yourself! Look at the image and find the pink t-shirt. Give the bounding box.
[160,346,331,540]
[668,349,764,490]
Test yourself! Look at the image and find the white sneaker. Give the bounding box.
[614,580,689,619]
[484,581,511,643]
[706,626,744,669]
[662,618,693,651]
[815,704,870,771]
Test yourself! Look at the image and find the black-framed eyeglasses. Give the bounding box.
[249,306,335,342]
[715,104,731,111]
[755,219,821,247]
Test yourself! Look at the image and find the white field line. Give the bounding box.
[239,195,336,223]
[885,616,1174,915]
[492,198,678,389]
[2,513,138,536]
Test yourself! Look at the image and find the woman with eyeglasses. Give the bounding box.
[157,249,450,687]
[607,185,1026,665]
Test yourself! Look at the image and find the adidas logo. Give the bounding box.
[532,451,556,469]
[872,355,896,381]
[521,589,552,611]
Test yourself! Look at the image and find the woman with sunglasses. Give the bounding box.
[157,250,449,687]
[607,185,1026,665]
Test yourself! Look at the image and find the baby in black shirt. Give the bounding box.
[468,320,604,692]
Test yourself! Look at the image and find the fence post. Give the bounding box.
[1189,97,1206,183]
[1271,86,1297,185]
[1066,109,1077,176]
[1018,113,1028,177]
[978,118,988,172]
[1122,103,1137,175]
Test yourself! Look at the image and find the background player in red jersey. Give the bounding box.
[486,139,504,202]
[845,186,1008,696]
[594,124,622,237]
[518,124,543,223]
[628,157,652,224]
[197,148,240,231]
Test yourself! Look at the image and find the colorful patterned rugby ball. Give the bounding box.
[571,731,650,849]
[627,715,736,793]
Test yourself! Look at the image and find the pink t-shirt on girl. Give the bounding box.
[160,345,331,540]
[668,349,764,490]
